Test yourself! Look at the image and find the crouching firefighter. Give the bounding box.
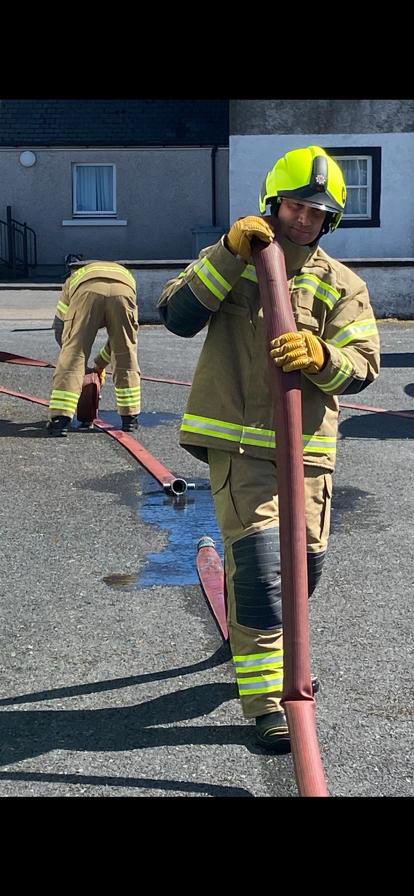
[48,259,140,436]
[158,145,380,751]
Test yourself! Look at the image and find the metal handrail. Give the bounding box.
[0,207,37,276]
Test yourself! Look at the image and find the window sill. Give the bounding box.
[62,219,127,226]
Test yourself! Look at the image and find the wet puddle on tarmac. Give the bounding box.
[99,409,376,591]
[102,472,223,591]
[101,479,375,592]
[93,409,182,429]
[98,408,223,589]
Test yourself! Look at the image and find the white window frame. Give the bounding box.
[72,163,117,217]
[332,155,372,220]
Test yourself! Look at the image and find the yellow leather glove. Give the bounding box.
[93,365,106,385]
[226,216,274,262]
[270,331,327,374]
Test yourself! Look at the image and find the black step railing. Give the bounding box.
[0,206,37,278]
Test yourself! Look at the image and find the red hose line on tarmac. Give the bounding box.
[0,385,49,405]
[339,401,414,419]
[0,351,54,367]
[4,351,414,418]
[0,352,192,387]
[0,385,177,488]
[253,235,329,798]
[141,375,192,386]
[0,380,228,642]
[196,538,228,641]
[92,416,177,488]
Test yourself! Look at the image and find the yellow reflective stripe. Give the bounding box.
[241,426,275,449]
[115,387,141,395]
[193,258,231,301]
[50,390,79,400]
[49,389,80,411]
[293,274,340,310]
[234,652,283,673]
[237,675,283,684]
[233,651,283,663]
[303,443,336,454]
[70,264,135,292]
[238,677,283,695]
[181,415,336,453]
[236,662,283,673]
[49,402,77,411]
[57,301,69,315]
[303,433,336,453]
[319,353,353,393]
[239,688,282,695]
[202,258,231,292]
[100,346,111,362]
[328,318,378,348]
[115,388,141,406]
[241,265,258,284]
[181,413,243,441]
[294,273,340,299]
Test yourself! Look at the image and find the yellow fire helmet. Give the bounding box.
[259,145,347,235]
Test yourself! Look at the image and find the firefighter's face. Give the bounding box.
[276,199,326,245]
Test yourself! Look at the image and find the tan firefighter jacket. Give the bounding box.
[54,261,137,368]
[158,234,380,471]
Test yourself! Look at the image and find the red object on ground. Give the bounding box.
[196,537,228,641]
[4,351,413,419]
[0,351,54,367]
[0,385,48,405]
[93,415,180,490]
[0,385,182,491]
[339,400,414,419]
[141,375,192,387]
[252,234,329,797]
[76,371,101,424]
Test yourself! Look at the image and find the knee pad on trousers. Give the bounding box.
[232,530,282,630]
[307,550,326,597]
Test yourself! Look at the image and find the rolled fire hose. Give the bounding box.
[252,235,329,798]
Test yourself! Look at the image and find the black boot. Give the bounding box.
[255,710,291,753]
[121,414,138,432]
[47,416,71,437]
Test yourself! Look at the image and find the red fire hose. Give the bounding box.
[3,352,413,419]
[0,353,192,387]
[252,236,329,797]
[0,384,188,495]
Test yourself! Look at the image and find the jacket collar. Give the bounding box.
[276,232,316,279]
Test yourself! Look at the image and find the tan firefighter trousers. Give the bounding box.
[208,448,332,719]
[49,280,140,420]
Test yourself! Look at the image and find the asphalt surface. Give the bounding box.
[0,302,413,798]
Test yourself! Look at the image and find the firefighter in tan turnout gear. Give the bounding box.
[48,259,140,436]
[158,146,380,751]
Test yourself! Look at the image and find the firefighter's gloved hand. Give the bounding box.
[270,331,327,374]
[226,216,274,262]
[93,366,106,385]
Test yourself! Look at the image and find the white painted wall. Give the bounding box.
[230,134,414,258]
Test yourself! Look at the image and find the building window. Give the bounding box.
[73,164,116,216]
[325,147,381,228]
